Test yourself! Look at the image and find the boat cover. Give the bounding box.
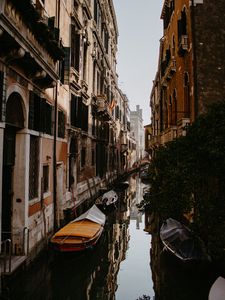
[160,218,190,242]
[209,277,225,300]
[72,204,106,225]
[160,218,210,261]
[53,220,102,238]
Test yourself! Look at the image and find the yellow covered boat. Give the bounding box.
[51,205,106,252]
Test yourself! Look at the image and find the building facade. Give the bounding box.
[0,0,134,257]
[149,0,225,150]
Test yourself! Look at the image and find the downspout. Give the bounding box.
[53,83,58,231]
[53,0,61,231]
[190,0,198,119]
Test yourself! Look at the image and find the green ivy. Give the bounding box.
[146,101,225,261]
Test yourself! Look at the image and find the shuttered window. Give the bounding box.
[59,47,70,85]
[29,135,39,200]
[29,91,53,135]
[71,95,88,132]
[29,91,41,131]
[71,25,80,72]
[58,110,65,138]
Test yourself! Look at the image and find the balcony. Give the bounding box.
[161,126,177,144]
[161,58,176,83]
[95,95,111,121]
[177,118,190,136]
[150,135,161,148]
[4,0,64,61]
[120,130,127,145]
[70,67,80,90]
[178,35,188,56]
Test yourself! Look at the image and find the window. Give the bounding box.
[59,46,70,85]
[58,110,65,138]
[92,115,96,136]
[178,10,187,43]
[91,149,95,166]
[28,92,41,131]
[42,100,52,135]
[83,41,88,81]
[0,71,5,121]
[184,73,190,117]
[42,165,49,193]
[28,92,53,135]
[172,36,175,56]
[29,136,39,200]
[81,148,86,168]
[104,29,109,53]
[94,0,98,23]
[163,0,175,29]
[71,24,80,72]
[115,106,119,119]
[171,90,177,125]
[71,95,88,132]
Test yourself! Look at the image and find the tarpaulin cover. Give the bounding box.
[72,204,106,225]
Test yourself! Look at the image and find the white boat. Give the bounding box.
[209,277,225,300]
[160,218,210,262]
[96,190,118,208]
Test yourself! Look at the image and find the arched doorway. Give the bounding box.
[2,92,24,241]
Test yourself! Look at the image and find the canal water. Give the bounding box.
[2,173,155,300]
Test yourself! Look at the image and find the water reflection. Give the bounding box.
[2,173,153,300]
[116,175,154,300]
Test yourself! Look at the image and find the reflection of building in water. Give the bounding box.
[85,190,131,299]
[3,177,133,300]
[130,175,146,229]
[150,222,214,300]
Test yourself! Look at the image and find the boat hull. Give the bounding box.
[51,205,106,253]
[51,226,104,252]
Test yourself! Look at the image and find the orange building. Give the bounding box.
[150,0,225,148]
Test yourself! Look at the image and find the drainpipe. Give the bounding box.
[190,0,198,119]
[53,0,61,231]
[53,83,58,231]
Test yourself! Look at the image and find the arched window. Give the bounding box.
[172,89,177,125]
[184,72,190,117]
[6,92,24,128]
[172,36,176,56]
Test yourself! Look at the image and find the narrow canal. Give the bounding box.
[2,173,155,300]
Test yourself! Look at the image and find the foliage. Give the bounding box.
[146,101,225,260]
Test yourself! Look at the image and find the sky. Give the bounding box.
[113,0,164,125]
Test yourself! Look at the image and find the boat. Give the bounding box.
[160,218,210,262]
[50,205,106,252]
[209,277,225,300]
[95,190,118,208]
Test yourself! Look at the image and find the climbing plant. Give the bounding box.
[146,100,225,261]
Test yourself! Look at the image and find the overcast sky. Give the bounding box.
[113,0,164,125]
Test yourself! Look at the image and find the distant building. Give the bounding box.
[130,105,145,162]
